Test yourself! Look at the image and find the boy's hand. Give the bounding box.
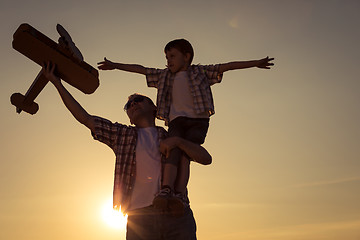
[97,57,116,70]
[42,61,61,86]
[257,56,274,69]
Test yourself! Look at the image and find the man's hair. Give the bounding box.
[126,93,157,117]
[164,39,194,65]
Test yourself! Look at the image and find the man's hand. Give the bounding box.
[42,62,95,131]
[160,137,212,165]
[257,56,274,69]
[160,137,180,158]
[42,61,61,86]
[97,57,116,70]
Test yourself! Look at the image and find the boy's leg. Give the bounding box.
[167,155,190,217]
[154,155,181,210]
[155,117,209,214]
[174,155,190,195]
[168,118,209,216]
[153,117,185,210]
[174,118,209,194]
[161,147,183,191]
[162,117,186,189]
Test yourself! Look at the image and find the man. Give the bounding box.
[42,62,212,240]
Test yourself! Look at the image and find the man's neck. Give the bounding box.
[135,119,156,128]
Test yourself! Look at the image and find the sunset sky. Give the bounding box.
[1,0,360,239]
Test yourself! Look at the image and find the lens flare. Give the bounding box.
[101,199,128,229]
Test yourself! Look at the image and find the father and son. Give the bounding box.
[42,38,274,239]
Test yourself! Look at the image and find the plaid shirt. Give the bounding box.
[92,116,168,213]
[146,64,223,125]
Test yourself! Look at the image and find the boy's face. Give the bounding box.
[165,48,190,73]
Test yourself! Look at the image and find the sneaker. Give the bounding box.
[153,186,172,210]
[56,24,84,61]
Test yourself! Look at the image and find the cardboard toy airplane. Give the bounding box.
[10,23,99,114]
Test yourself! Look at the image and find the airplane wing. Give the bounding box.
[10,23,99,114]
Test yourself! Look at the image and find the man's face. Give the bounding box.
[125,95,155,125]
[165,48,189,73]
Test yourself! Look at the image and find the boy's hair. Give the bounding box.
[164,39,194,65]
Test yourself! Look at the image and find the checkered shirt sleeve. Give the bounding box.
[199,64,223,85]
[145,68,172,122]
[92,116,138,211]
[188,64,223,116]
[92,116,169,213]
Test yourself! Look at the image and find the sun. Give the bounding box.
[101,199,128,229]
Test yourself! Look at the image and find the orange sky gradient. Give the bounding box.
[1,1,360,239]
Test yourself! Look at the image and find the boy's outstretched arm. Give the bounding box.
[42,62,96,132]
[160,137,212,165]
[97,57,146,75]
[219,56,274,73]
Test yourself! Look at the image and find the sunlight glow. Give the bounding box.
[229,16,239,29]
[101,199,128,229]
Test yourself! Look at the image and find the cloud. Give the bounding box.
[197,202,266,209]
[213,219,360,240]
[294,176,360,188]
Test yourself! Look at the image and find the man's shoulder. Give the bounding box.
[155,126,168,139]
[93,116,135,130]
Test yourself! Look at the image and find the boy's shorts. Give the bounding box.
[168,116,209,144]
[166,117,209,165]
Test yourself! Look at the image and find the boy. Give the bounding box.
[98,39,274,214]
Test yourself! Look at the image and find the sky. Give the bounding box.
[1,0,360,239]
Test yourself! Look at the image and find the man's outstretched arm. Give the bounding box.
[42,62,95,132]
[160,137,212,165]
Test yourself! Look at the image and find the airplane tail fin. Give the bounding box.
[10,93,39,115]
